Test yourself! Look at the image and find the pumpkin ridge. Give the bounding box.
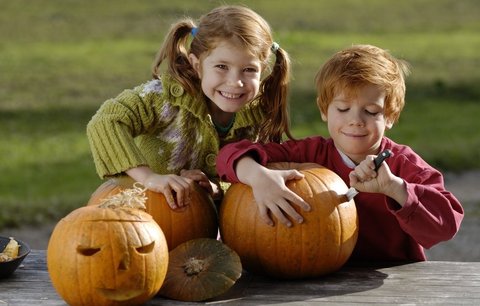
[297,175,311,277]
[301,174,320,277]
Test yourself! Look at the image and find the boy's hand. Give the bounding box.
[349,154,388,193]
[349,154,407,206]
[236,157,311,227]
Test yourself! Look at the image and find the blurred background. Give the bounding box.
[0,0,479,260]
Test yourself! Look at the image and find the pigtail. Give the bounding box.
[151,19,200,96]
[258,46,294,143]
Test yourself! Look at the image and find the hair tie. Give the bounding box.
[271,42,280,53]
[191,27,198,37]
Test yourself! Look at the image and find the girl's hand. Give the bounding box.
[143,173,194,209]
[180,169,223,200]
[349,154,407,206]
[236,157,311,227]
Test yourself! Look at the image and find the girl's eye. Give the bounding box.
[337,108,349,113]
[244,67,258,73]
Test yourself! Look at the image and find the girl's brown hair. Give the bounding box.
[315,44,410,123]
[152,5,292,143]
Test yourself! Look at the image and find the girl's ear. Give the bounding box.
[188,53,201,77]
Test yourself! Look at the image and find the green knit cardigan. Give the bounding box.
[87,75,265,180]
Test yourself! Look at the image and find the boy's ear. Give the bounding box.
[320,111,328,122]
[188,53,201,77]
[385,118,394,130]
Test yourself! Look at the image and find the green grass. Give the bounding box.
[1,0,479,229]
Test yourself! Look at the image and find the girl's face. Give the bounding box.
[189,39,262,123]
[321,84,393,164]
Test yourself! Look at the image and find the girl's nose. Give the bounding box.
[226,73,244,87]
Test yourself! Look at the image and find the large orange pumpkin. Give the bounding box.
[47,191,169,306]
[219,162,358,279]
[88,176,218,250]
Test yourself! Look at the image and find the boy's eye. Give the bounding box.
[365,110,380,116]
[216,64,228,70]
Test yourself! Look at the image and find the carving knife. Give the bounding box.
[345,149,393,201]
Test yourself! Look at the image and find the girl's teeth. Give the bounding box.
[221,92,241,98]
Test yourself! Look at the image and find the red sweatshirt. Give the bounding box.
[216,136,464,261]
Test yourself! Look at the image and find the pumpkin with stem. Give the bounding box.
[88,176,218,250]
[159,238,242,302]
[219,162,358,279]
[47,185,169,306]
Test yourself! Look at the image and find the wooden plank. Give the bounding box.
[1,250,480,305]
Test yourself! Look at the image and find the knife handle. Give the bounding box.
[373,149,392,171]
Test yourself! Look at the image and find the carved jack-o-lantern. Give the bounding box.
[47,187,169,306]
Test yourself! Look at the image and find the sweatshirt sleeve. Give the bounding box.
[216,137,331,182]
[86,89,158,178]
[216,139,270,182]
[385,154,464,249]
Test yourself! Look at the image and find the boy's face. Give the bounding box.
[321,84,393,164]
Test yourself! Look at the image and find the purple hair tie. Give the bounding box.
[191,27,198,37]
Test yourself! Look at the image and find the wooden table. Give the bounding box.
[1,250,479,305]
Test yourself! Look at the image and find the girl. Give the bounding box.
[87,5,292,209]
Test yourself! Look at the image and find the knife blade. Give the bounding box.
[345,149,393,201]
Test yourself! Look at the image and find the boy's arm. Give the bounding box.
[234,156,311,227]
[216,137,329,182]
[351,151,464,249]
[216,139,272,182]
[389,170,464,249]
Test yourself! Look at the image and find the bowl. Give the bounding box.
[0,236,31,278]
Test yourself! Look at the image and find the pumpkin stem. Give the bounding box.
[183,257,205,276]
[98,182,148,210]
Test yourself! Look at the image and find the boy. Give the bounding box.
[216,44,463,261]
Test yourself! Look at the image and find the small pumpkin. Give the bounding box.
[88,176,219,250]
[47,186,169,306]
[219,162,358,279]
[159,238,242,302]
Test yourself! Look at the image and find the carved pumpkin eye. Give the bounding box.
[77,246,101,256]
[136,241,155,254]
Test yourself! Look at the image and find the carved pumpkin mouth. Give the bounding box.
[97,288,145,301]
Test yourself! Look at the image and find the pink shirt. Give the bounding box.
[216,136,464,261]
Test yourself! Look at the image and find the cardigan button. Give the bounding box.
[170,84,184,97]
[205,153,217,167]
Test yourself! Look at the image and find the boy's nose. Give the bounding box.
[349,111,365,126]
